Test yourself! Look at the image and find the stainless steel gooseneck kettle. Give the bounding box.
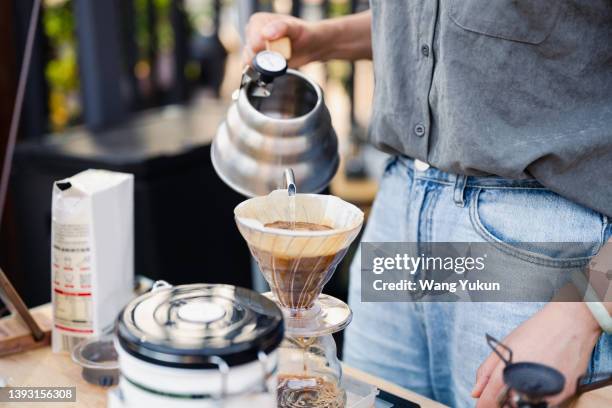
[211,40,339,197]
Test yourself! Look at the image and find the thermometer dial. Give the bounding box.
[252,50,288,80]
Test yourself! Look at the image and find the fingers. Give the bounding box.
[472,372,490,400]
[263,19,303,42]
[241,47,255,65]
[244,17,265,64]
[476,365,504,408]
[472,352,499,398]
[261,20,290,40]
[244,13,302,65]
[244,14,286,64]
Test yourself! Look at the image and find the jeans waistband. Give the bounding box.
[395,156,546,189]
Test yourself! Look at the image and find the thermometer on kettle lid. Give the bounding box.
[252,50,287,83]
[239,38,291,98]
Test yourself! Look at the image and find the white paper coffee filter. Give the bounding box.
[234,190,364,257]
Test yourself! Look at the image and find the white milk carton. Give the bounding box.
[51,169,134,353]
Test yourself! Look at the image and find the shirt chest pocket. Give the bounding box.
[449,0,562,45]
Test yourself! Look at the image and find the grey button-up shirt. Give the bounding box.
[369,0,612,217]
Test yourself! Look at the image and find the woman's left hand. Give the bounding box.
[472,302,601,407]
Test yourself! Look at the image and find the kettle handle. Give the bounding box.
[266,37,292,60]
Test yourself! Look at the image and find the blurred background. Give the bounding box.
[0,0,387,337]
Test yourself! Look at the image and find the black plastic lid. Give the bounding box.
[116,284,284,369]
[504,362,565,398]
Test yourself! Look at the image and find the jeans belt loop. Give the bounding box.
[453,175,468,208]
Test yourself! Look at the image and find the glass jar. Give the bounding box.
[114,283,283,407]
[276,334,346,408]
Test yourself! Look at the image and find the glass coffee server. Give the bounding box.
[235,189,364,407]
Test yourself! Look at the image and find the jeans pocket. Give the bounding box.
[383,156,399,176]
[468,187,606,267]
[587,333,612,384]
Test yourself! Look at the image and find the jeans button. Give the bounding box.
[414,124,426,137]
[414,159,430,171]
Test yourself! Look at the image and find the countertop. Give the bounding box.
[1,305,611,407]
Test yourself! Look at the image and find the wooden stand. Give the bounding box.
[0,268,51,357]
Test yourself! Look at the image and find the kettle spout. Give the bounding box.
[283,168,296,196]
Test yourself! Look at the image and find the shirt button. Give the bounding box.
[414,124,426,137]
[421,45,430,57]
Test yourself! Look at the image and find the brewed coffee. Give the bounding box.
[277,374,345,408]
[234,190,364,312]
[256,223,342,309]
[251,243,347,310]
[264,221,332,231]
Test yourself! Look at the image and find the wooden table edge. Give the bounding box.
[343,364,448,407]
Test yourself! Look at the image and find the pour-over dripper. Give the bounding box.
[234,190,363,334]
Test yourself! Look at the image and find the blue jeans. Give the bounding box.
[343,156,612,407]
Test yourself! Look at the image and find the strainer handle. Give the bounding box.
[486,333,513,366]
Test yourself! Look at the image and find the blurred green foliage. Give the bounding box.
[134,0,152,57]
[155,0,174,52]
[134,0,174,61]
[328,0,350,18]
[42,0,81,131]
[327,0,352,85]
